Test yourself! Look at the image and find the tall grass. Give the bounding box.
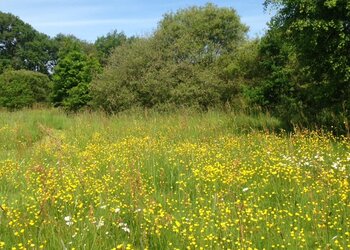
[0,109,349,249]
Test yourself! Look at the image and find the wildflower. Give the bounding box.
[114,208,121,213]
[332,162,339,169]
[96,217,105,229]
[242,187,249,192]
[64,216,72,222]
[118,223,130,233]
[64,216,73,226]
[116,244,124,249]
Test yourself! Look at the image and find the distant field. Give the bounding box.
[0,109,349,249]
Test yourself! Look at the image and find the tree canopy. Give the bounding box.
[238,0,350,131]
[0,12,56,75]
[52,50,101,111]
[0,2,349,133]
[0,70,51,109]
[94,30,128,65]
[91,3,249,112]
[265,0,350,102]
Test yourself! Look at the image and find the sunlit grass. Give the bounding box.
[0,109,349,249]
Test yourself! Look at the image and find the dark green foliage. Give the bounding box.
[215,39,261,108]
[53,34,98,58]
[0,12,35,71]
[0,12,57,75]
[51,50,101,111]
[245,29,304,123]
[94,30,127,65]
[2,3,349,133]
[91,38,147,113]
[91,3,249,113]
[0,70,51,109]
[268,0,350,102]
[155,3,248,65]
[246,0,350,132]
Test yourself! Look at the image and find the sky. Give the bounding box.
[0,0,272,42]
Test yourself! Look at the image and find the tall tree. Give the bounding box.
[154,3,248,66]
[91,3,249,112]
[0,12,56,75]
[94,30,127,65]
[53,34,97,58]
[263,0,350,127]
[51,50,100,111]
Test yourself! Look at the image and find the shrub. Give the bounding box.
[51,50,101,111]
[91,4,248,113]
[0,70,51,110]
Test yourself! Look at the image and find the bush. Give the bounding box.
[51,50,101,111]
[91,4,249,113]
[0,70,52,110]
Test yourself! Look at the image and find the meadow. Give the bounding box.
[0,109,349,249]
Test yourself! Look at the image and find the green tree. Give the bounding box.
[0,70,52,109]
[52,50,101,111]
[91,4,249,112]
[94,30,127,65]
[154,3,248,66]
[215,39,261,108]
[262,0,350,129]
[246,29,303,123]
[91,38,148,113]
[0,12,56,75]
[53,34,97,58]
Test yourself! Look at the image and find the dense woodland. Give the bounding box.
[0,1,349,133]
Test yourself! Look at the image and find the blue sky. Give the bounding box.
[0,0,272,42]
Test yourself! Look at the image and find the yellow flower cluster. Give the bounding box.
[0,117,349,249]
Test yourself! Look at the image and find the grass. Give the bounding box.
[0,109,349,249]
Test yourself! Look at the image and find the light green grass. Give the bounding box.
[0,109,349,249]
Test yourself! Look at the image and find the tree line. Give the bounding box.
[0,1,349,132]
